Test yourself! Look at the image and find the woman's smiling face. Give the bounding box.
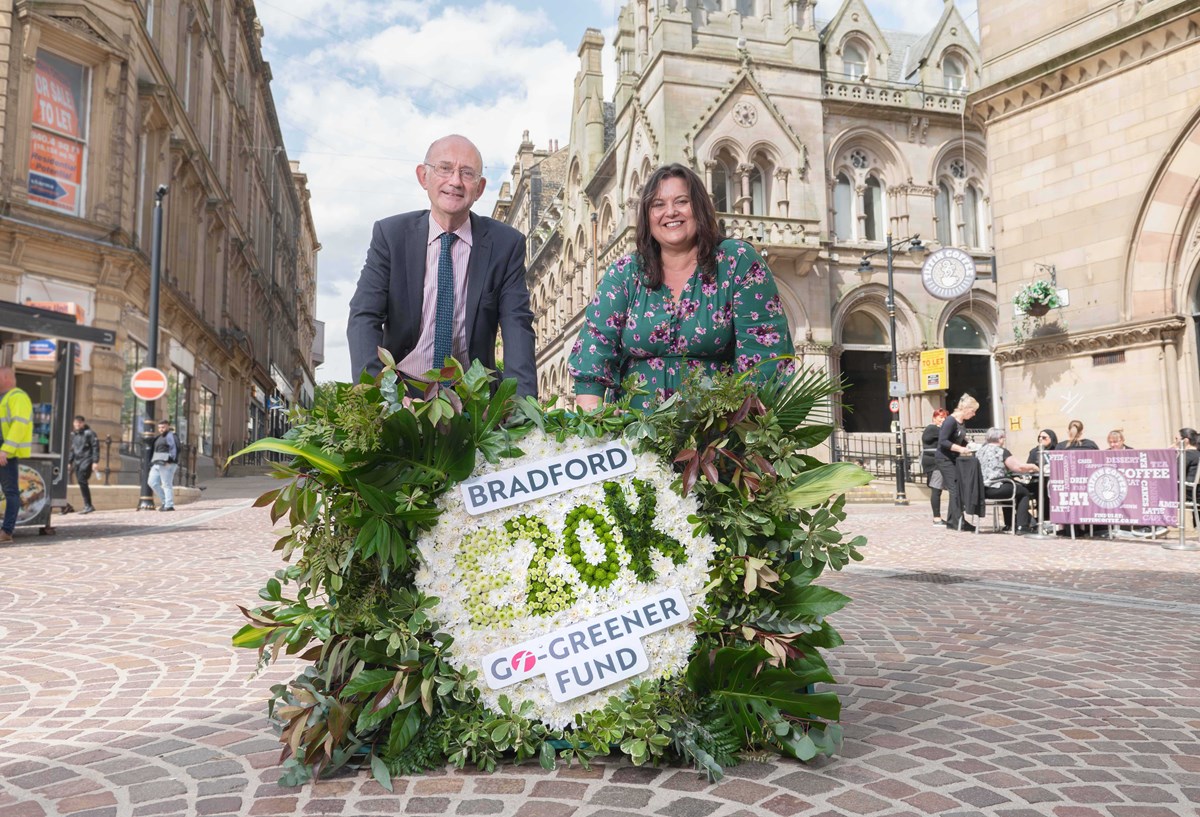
[647,176,698,254]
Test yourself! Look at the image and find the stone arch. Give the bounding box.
[827,127,912,186]
[1124,106,1200,321]
[771,275,811,341]
[832,284,920,350]
[936,291,999,347]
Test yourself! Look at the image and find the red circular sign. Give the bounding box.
[131,367,169,401]
[889,398,900,414]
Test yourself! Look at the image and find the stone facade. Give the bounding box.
[0,0,318,477]
[494,0,1000,441]
[974,0,1200,449]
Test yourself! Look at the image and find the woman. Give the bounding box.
[1060,419,1098,450]
[1106,430,1132,450]
[976,428,1039,533]
[570,164,793,411]
[1177,428,1200,526]
[1025,428,1058,528]
[921,408,950,525]
[935,394,979,532]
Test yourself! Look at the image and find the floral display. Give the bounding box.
[232,358,870,789]
[413,430,715,729]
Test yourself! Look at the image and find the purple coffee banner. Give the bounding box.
[1047,449,1180,526]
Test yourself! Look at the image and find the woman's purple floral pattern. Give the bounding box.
[569,238,794,410]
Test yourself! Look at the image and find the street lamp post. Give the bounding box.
[137,185,168,511]
[858,232,924,506]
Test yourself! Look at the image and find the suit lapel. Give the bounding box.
[464,212,491,352]
[406,212,430,331]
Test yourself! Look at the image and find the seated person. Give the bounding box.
[1106,429,1132,450]
[1060,419,1099,450]
[1178,428,1200,526]
[977,428,1039,532]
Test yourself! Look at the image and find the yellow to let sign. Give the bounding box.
[921,348,948,392]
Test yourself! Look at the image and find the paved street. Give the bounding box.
[2,480,1198,817]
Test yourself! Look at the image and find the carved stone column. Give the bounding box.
[737,162,753,215]
[774,168,790,218]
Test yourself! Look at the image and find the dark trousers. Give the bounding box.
[984,482,1032,530]
[75,466,93,507]
[930,487,943,519]
[0,458,19,533]
[936,459,962,528]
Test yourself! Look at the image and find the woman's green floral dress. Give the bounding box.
[569,238,795,411]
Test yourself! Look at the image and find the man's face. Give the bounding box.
[417,137,486,229]
[73,419,84,431]
[158,423,170,434]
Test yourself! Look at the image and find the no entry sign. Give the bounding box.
[131,367,169,401]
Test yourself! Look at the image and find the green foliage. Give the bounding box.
[233,356,865,786]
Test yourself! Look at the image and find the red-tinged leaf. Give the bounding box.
[700,449,720,484]
[326,702,351,743]
[674,448,697,464]
[681,458,699,495]
[728,396,753,427]
[750,453,777,477]
[371,684,397,714]
[717,448,745,468]
[298,644,324,662]
[237,605,280,626]
[253,488,282,508]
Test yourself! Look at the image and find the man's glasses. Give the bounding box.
[426,162,481,184]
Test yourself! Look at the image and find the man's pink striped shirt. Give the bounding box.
[398,218,473,379]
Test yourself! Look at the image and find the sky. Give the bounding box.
[254,0,980,383]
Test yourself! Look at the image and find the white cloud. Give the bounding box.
[869,0,981,39]
[255,0,429,41]
[262,2,578,382]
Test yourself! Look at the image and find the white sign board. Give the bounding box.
[921,247,977,300]
[459,441,635,515]
[482,589,691,701]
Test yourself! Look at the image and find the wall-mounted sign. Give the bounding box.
[921,248,976,300]
[920,348,949,392]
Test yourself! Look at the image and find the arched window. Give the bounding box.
[963,185,982,248]
[750,165,766,215]
[935,182,953,246]
[843,42,867,78]
[737,0,756,16]
[843,312,887,345]
[863,176,884,241]
[944,315,993,430]
[712,163,730,212]
[833,173,853,240]
[944,55,966,92]
[839,311,890,433]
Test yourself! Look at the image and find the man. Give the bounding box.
[69,415,100,514]
[148,419,178,512]
[347,134,537,397]
[0,366,33,543]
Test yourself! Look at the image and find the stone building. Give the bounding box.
[494,0,999,445]
[0,0,319,479]
[973,0,1200,449]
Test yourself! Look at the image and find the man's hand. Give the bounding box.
[0,452,9,467]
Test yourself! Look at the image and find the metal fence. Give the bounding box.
[111,437,198,487]
[830,428,990,485]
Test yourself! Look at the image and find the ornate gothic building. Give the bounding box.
[494,0,996,444]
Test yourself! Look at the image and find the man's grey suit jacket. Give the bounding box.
[347,210,538,397]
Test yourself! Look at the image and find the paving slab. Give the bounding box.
[1,489,1197,816]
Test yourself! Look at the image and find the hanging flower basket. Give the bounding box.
[1025,302,1050,317]
[1012,279,1065,342]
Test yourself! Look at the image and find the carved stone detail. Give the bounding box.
[993,317,1187,365]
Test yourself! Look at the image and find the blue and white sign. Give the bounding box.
[459,441,636,515]
[27,339,56,361]
[482,589,691,701]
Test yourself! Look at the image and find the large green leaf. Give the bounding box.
[785,462,872,509]
[342,669,398,697]
[230,438,345,478]
[386,705,422,757]
[773,583,852,619]
[687,646,840,738]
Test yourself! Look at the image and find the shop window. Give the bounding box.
[168,369,191,444]
[198,387,216,457]
[121,341,147,444]
[28,50,90,217]
[749,165,766,215]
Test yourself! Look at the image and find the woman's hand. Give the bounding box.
[574,394,602,412]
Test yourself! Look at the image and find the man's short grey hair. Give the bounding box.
[985,427,1005,444]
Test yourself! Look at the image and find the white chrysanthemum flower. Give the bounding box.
[412,428,716,730]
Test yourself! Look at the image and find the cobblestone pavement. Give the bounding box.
[2,482,1198,817]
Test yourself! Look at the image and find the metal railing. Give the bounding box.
[830,428,989,485]
[112,437,197,487]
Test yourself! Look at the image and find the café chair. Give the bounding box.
[980,477,1020,535]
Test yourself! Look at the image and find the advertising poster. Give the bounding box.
[28,51,87,215]
[1047,449,1180,526]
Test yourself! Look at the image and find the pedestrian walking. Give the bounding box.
[0,366,33,543]
[69,415,100,514]
[148,418,178,512]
